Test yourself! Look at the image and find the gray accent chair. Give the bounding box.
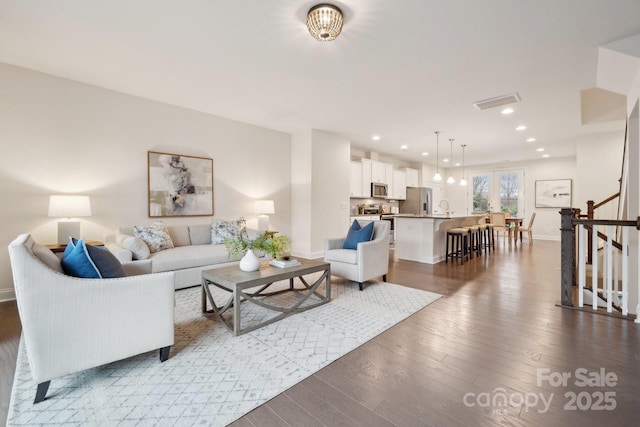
[8,234,175,403]
[324,220,390,291]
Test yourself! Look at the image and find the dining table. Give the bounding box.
[505,217,524,244]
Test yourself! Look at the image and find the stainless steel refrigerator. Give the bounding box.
[399,187,433,216]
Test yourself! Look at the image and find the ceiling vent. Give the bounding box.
[473,93,522,111]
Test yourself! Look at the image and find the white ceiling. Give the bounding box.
[0,0,638,167]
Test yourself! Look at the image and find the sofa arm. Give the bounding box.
[105,242,133,263]
[325,237,346,251]
[122,259,152,276]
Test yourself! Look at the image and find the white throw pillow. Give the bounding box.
[116,234,151,260]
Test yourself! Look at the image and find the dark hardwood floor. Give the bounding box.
[2,240,639,426]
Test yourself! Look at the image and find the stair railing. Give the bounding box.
[577,192,621,264]
[560,208,640,322]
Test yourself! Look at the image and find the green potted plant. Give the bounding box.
[224,232,292,271]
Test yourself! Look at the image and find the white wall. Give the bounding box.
[292,130,350,259]
[0,63,292,300]
[575,131,625,219]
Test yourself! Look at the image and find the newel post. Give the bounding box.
[560,208,576,306]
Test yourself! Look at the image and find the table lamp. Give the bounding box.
[48,195,92,245]
[255,200,275,232]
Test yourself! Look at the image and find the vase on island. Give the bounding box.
[239,249,260,272]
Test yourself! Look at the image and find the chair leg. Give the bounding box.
[34,381,50,404]
[382,274,387,282]
[159,346,171,362]
[358,282,364,291]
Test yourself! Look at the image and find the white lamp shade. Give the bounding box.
[254,200,275,215]
[48,195,92,218]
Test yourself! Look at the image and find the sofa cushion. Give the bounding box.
[189,224,212,245]
[324,248,358,265]
[61,239,126,279]
[167,225,191,247]
[343,220,374,250]
[150,245,232,272]
[32,243,64,273]
[134,222,175,253]
[211,218,247,245]
[116,234,151,260]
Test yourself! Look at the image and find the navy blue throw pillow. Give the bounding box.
[343,220,375,250]
[61,238,126,279]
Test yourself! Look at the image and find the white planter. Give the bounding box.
[239,249,260,272]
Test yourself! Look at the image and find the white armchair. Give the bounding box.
[324,220,390,291]
[8,234,176,403]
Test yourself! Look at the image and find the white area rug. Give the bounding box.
[8,277,441,426]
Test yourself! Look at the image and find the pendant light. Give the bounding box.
[446,138,455,184]
[459,144,467,186]
[433,131,442,181]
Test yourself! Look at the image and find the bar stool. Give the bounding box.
[476,220,490,253]
[446,228,470,264]
[467,224,482,257]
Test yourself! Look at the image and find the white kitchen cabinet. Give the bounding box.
[361,158,372,197]
[350,161,363,197]
[403,168,420,187]
[391,170,407,200]
[384,163,393,186]
[371,160,385,183]
[371,160,393,186]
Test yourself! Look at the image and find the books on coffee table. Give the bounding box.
[269,259,301,268]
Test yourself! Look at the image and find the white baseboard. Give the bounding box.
[532,235,561,241]
[0,288,16,302]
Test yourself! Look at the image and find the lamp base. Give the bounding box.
[57,221,80,245]
[258,215,269,232]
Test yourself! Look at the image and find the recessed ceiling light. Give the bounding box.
[526,137,536,142]
[372,135,380,141]
[443,158,449,163]
[542,154,550,158]
[421,152,429,156]
[455,163,461,166]
[400,144,408,151]
[501,107,514,115]
[536,148,544,152]
[516,125,527,131]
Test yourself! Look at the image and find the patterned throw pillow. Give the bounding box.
[211,218,248,245]
[133,222,175,253]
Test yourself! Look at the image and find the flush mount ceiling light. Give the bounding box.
[307,4,343,41]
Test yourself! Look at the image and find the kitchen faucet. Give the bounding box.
[439,199,450,216]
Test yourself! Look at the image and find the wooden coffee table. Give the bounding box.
[201,258,331,336]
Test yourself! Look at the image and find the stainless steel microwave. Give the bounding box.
[371,182,388,198]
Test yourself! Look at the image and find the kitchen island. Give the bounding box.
[394,214,481,264]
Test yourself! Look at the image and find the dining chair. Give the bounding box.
[489,212,509,244]
[518,212,536,244]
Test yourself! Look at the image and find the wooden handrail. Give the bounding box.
[593,192,620,210]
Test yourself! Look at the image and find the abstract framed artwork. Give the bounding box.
[535,179,572,208]
[147,151,214,217]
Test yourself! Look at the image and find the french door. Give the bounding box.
[467,169,525,216]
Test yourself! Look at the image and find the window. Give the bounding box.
[468,169,524,216]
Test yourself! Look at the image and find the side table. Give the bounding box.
[46,240,104,254]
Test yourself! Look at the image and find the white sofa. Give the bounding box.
[105,223,250,290]
[8,234,175,403]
